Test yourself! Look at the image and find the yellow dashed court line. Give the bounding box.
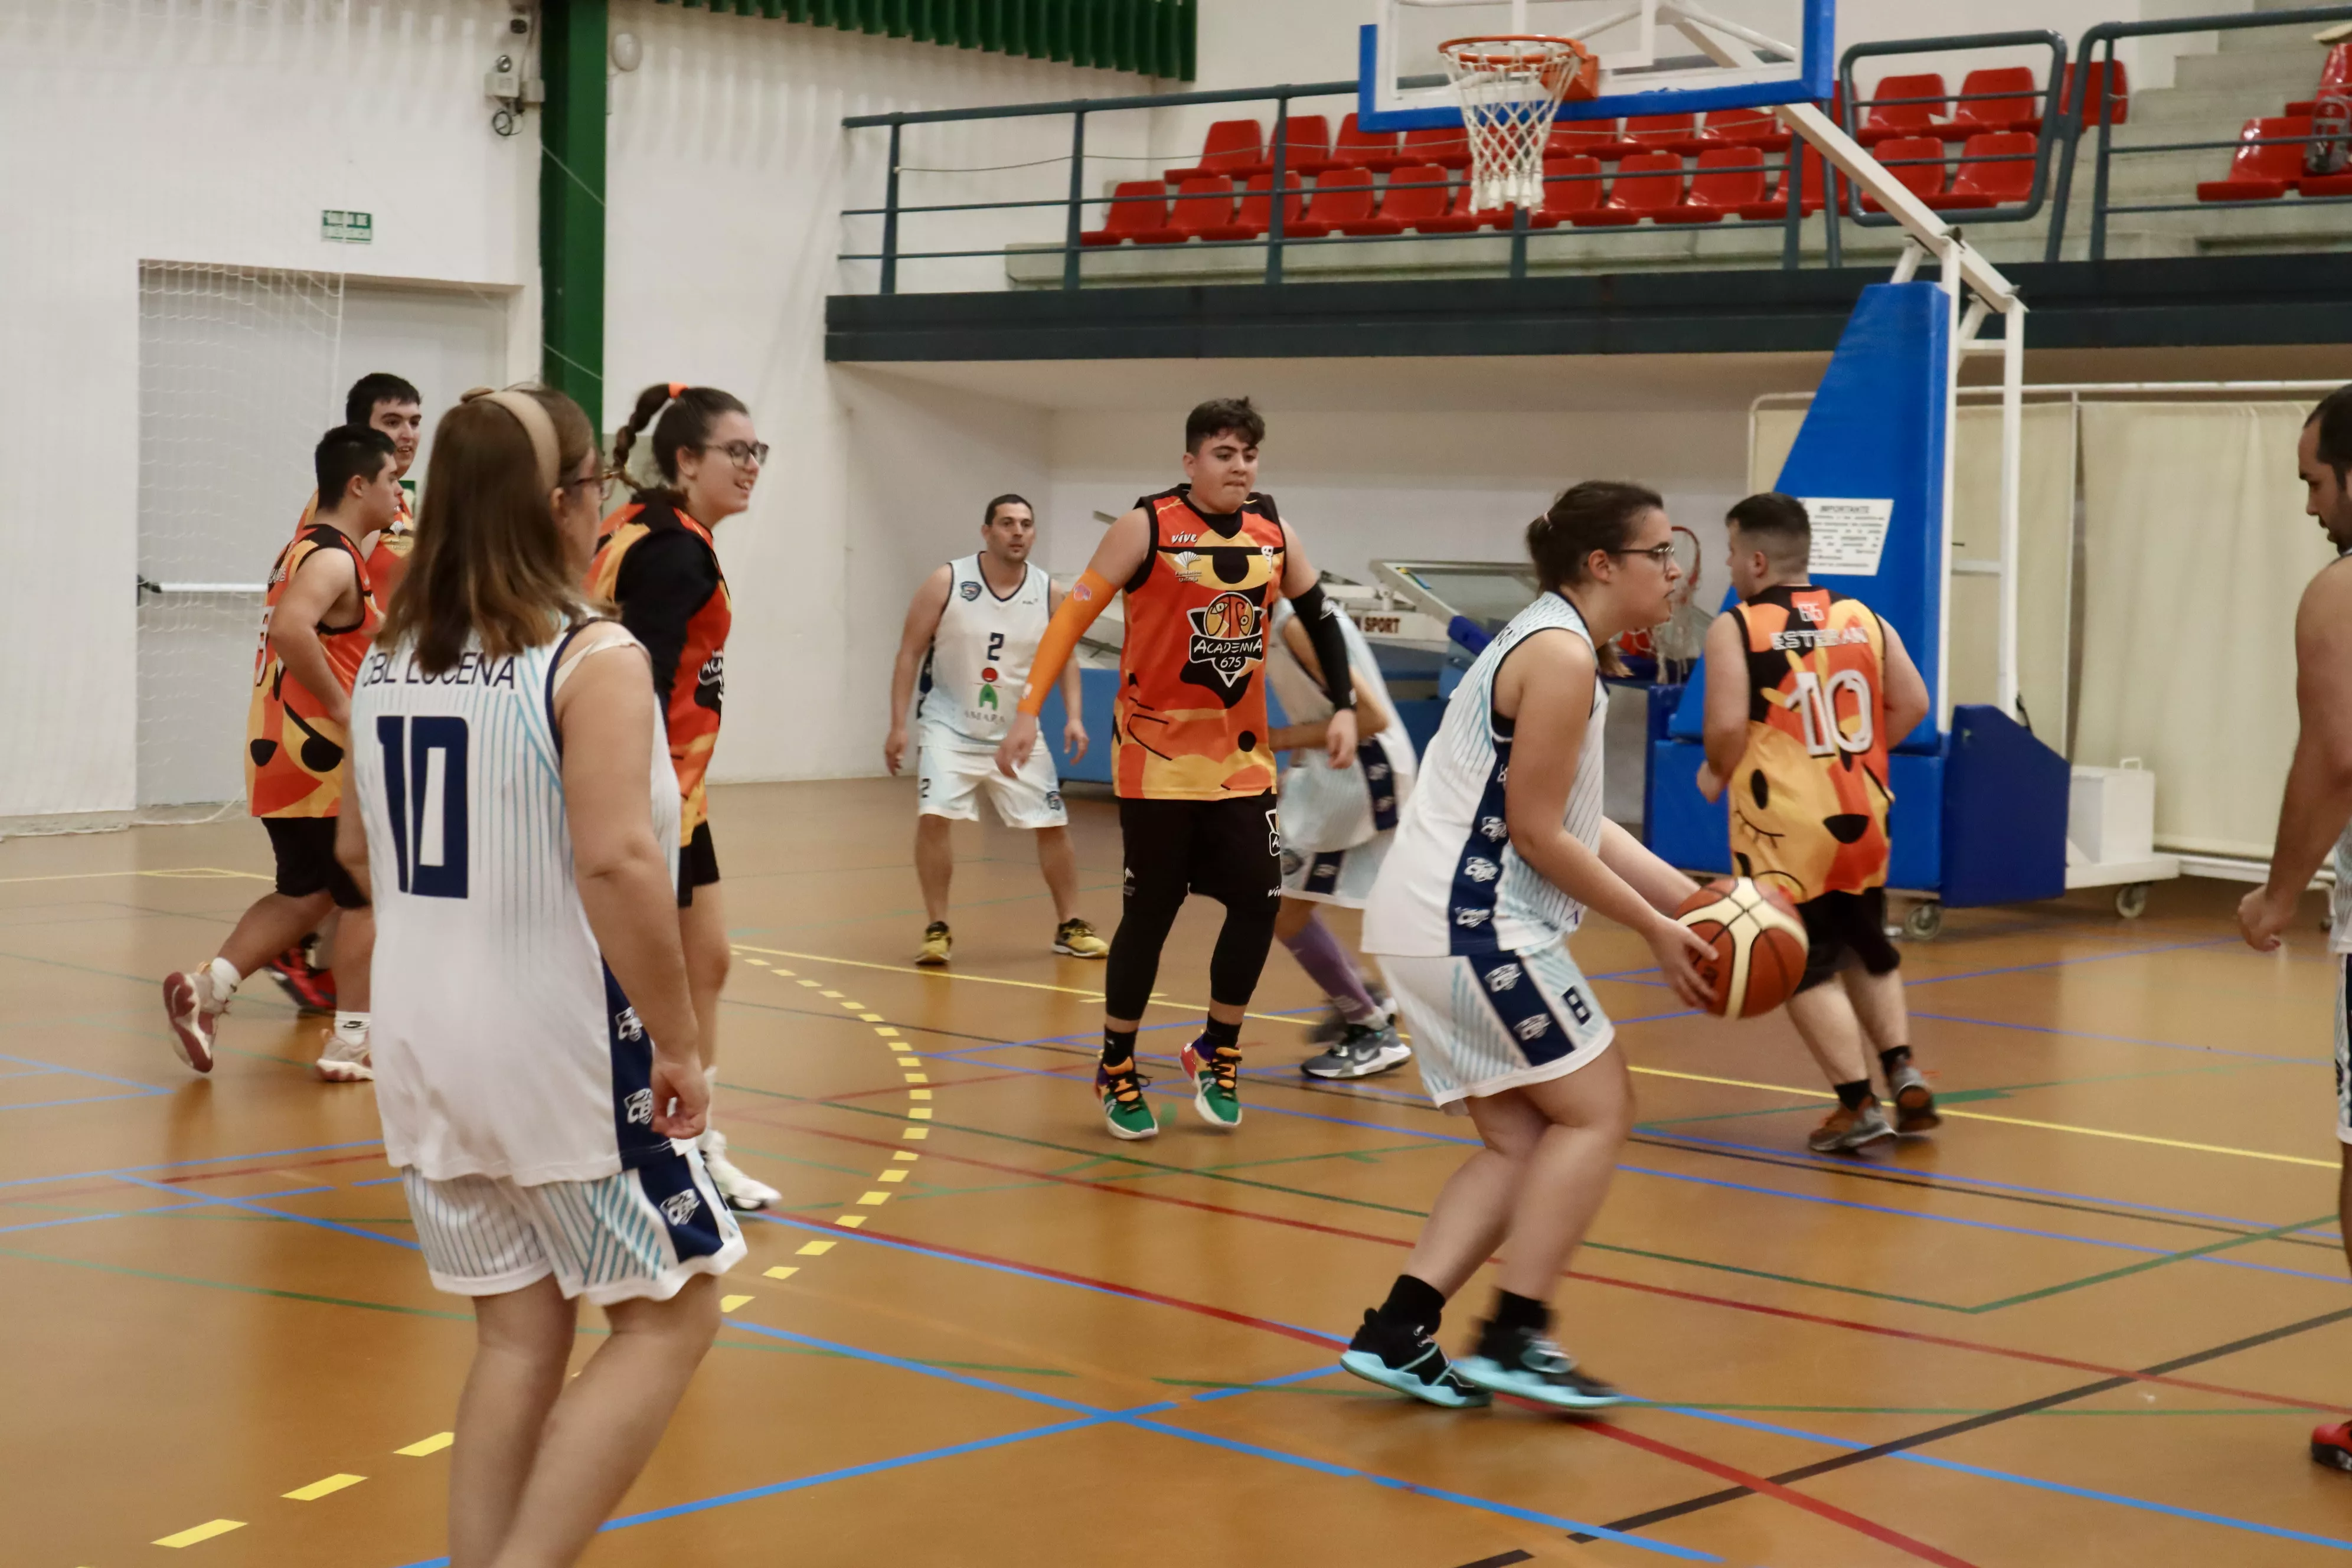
[796,1240,836,1256]
[283,1474,365,1501]
[897,1057,923,1068]
[765,1265,799,1280]
[903,1127,930,1140]
[720,1295,754,1313]
[904,1073,929,1084]
[154,1520,246,1547]
[732,943,1306,1025]
[0,865,271,887]
[396,1432,454,1456]
[820,989,844,998]
[894,1151,920,1162]
[835,1214,868,1229]
[857,1190,892,1206]
[1631,1064,2339,1169]
[879,1169,908,1183]
[908,1108,933,1120]
[873,1027,901,1038]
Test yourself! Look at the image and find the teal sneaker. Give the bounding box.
[1339,1311,1490,1409]
[1180,1035,1243,1131]
[1096,1059,1158,1141]
[1453,1325,1627,1411]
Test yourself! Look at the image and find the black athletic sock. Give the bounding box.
[1200,1015,1242,1056]
[1371,1272,1447,1338]
[1485,1288,1551,1344]
[1102,1026,1138,1068]
[1834,1078,1876,1110]
[1877,1046,1913,1078]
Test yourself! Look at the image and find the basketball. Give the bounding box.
[1675,877,1810,1020]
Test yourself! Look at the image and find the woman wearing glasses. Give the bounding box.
[592,383,778,1213]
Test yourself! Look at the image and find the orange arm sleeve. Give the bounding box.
[1019,569,1115,716]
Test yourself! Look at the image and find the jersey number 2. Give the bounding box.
[986,631,1004,662]
[377,716,470,899]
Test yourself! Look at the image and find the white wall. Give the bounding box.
[1,0,537,821]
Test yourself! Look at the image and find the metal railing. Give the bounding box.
[2054,4,2352,262]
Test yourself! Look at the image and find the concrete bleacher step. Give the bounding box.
[2171,40,2333,91]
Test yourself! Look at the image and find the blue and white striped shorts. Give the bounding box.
[2335,956,2351,1145]
[1377,938,1615,1112]
[403,1145,746,1305]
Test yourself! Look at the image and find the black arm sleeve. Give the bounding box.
[1288,577,1356,713]
[610,530,717,713]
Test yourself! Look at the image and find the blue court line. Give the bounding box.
[110,1173,419,1251]
[0,1047,172,1094]
[1666,1406,2352,1552]
[0,1089,168,1113]
[0,1184,340,1238]
[1907,936,2239,989]
[350,1175,406,1188]
[1908,1010,2314,1064]
[0,1136,383,1190]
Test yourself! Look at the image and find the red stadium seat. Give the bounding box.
[1240,115,1333,177]
[1402,127,1472,169]
[2057,60,2129,126]
[1528,155,1610,227]
[1165,119,1262,182]
[1600,151,1688,220]
[1546,117,1623,159]
[1659,147,1770,223]
[1135,176,1237,243]
[1289,168,1376,238]
[1081,181,1168,246]
[1327,113,1404,172]
[1932,132,2036,208]
[1858,136,1947,211]
[1706,106,1793,152]
[1341,162,1452,235]
[1760,142,1843,215]
[1859,73,1948,145]
[2197,116,2310,201]
[1415,175,1509,233]
[1200,172,1303,240]
[1944,67,2042,139]
[1623,113,1713,155]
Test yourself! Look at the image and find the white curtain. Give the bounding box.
[2076,403,2335,858]
[1747,401,2076,741]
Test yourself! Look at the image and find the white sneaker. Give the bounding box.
[162,965,227,1074]
[315,1028,374,1083]
[698,1128,779,1211]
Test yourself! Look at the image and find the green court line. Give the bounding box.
[0,1240,475,1321]
[1585,1241,1966,1312]
[1968,1212,2337,1312]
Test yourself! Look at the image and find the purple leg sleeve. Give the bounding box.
[1279,913,1381,1024]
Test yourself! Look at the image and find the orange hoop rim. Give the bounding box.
[1436,32,1592,70]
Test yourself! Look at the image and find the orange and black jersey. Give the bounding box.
[246,523,379,820]
[1112,485,1286,801]
[587,496,730,841]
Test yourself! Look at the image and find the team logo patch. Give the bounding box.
[1514,1014,1553,1043]
[615,1006,645,1043]
[661,1190,702,1226]
[978,665,999,712]
[1045,789,1064,812]
[1280,848,1305,879]
[624,1088,655,1126]
[1182,590,1266,705]
[1486,962,1523,992]
[1464,857,1500,884]
[1479,815,1508,842]
[959,580,982,601]
[1308,856,1340,890]
[1453,907,1491,928]
[1366,762,1390,782]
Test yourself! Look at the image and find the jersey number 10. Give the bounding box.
[1791,669,1874,759]
[377,716,471,900]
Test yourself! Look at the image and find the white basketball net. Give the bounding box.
[1440,35,1587,212]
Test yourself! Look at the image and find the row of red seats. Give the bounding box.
[2198,44,2352,201]
[1154,63,2126,188]
[1084,135,2040,246]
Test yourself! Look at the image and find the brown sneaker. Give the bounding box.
[1808,1100,1896,1153]
[1888,1063,1941,1134]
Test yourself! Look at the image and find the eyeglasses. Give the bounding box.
[1611,542,1681,565]
[702,440,769,468]
[559,472,604,495]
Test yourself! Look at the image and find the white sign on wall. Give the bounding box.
[322,209,373,243]
[1799,497,1896,575]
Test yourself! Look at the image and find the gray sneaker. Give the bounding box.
[1808,1100,1896,1153]
[1887,1063,1941,1134]
[1453,1327,1626,1410]
[1302,1022,1411,1080]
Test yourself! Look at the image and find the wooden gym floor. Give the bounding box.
[6,777,2351,1567]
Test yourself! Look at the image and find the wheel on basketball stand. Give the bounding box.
[1903,900,1943,942]
[2113,882,2150,920]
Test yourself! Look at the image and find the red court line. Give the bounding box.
[1574,1419,1980,1568]
[748,1110,2341,1416]
[19,1149,390,1206]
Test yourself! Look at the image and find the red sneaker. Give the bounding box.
[263,942,336,1014]
[2315,1422,2352,1472]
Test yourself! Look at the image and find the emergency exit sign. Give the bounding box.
[322,209,373,243]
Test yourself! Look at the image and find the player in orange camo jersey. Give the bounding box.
[266,372,424,1013]
[995,398,1363,1141]
[587,382,778,1214]
[1697,493,1936,1153]
[161,426,403,1082]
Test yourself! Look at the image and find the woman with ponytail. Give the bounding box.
[344,385,739,1567]
[589,382,778,1212]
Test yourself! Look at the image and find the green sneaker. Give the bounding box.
[1180,1035,1243,1131]
[1096,1059,1158,1141]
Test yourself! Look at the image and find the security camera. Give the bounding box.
[508,15,530,34]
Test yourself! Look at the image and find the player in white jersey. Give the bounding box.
[2238,383,2352,1476]
[342,387,740,1566]
[886,495,1108,966]
[1264,594,1414,1079]
[1338,482,1712,1415]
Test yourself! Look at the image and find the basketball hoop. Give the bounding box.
[1438,34,1599,213]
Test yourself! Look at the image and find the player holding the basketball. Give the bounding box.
[883,494,1108,965]
[995,398,1361,1139]
[1264,592,1414,1079]
[162,426,401,1081]
[589,383,778,1212]
[2236,383,2352,1475]
[1697,493,1938,1152]
[1338,482,1711,1410]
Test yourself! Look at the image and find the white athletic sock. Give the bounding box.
[333,1010,370,1046]
[201,957,242,1012]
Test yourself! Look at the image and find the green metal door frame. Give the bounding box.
[541,0,608,432]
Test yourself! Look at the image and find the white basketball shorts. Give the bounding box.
[2335,955,2352,1145]
[403,1143,746,1305]
[916,718,1068,829]
[1377,937,1614,1111]
[1280,834,1393,909]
